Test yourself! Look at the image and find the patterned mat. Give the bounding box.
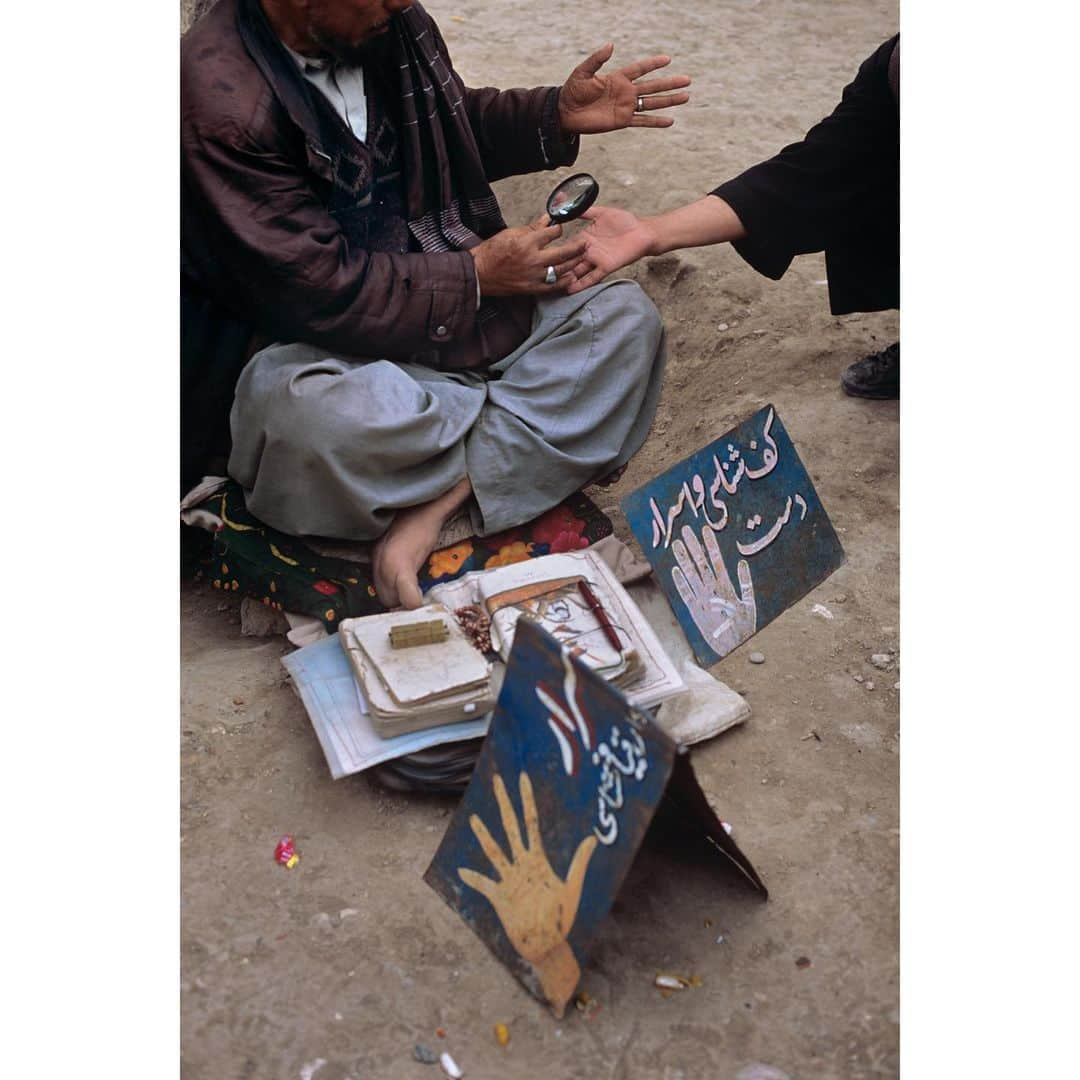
[195,480,614,630]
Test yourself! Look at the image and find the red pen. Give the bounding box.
[577,579,622,653]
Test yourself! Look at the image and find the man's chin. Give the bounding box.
[323,26,394,66]
[310,17,395,63]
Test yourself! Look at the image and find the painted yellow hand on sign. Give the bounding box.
[458,771,597,1015]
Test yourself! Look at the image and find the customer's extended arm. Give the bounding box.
[567,195,746,292]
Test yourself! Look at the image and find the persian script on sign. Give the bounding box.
[621,405,845,665]
[424,620,765,1017]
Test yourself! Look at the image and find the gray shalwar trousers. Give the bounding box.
[228,280,665,540]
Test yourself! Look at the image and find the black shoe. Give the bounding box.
[841,341,899,399]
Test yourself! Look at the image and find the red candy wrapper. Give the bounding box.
[274,835,299,869]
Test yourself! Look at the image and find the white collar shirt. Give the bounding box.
[283,44,482,310]
[285,47,368,144]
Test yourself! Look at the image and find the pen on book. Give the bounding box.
[577,579,622,653]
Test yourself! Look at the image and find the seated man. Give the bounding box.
[181,0,691,607]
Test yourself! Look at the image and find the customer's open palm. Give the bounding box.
[567,206,658,293]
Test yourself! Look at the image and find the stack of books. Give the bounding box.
[284,549,688,792]
[338,604,496,738]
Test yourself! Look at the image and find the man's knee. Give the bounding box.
[581,281,665,377]
[233,343,324,431]
[590,280,664,347]
[234,347,405,446]
[230,346,379,493]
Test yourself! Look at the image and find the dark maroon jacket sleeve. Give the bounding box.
[428,21,580,183]
[182,112,480,358]
[463,83,580,182]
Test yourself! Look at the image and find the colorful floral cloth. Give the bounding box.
[194,480,613,630]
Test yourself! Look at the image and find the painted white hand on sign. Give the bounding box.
[670,524,757,656]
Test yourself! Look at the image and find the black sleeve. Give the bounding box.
[711,34,899,281]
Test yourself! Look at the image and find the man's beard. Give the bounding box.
[309,19,396,67]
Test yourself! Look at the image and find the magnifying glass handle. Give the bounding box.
[547,215,557,227]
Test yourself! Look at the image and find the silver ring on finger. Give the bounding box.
[544,265,557,285]
[635,95,645,113]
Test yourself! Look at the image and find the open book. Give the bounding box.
[479,553,641,685]
[428,549,685,710]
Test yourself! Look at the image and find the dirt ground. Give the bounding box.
[181,2,900,1076]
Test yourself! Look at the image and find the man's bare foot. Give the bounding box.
[372,478,473,609]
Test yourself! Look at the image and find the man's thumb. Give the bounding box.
[577,42,614,77]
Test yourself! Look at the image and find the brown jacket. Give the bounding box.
[181,0,578,366]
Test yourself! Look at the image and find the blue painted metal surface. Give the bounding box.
[425,619,678,1016]
[621,404,845,666]
[425,620,767,1016]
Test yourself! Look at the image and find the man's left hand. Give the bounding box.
[558,43,691,135]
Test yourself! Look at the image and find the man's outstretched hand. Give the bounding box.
[566,205,659,293]
[558,44,690,135]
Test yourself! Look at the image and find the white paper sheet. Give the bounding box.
[281,634,489,780]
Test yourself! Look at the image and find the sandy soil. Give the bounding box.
[181,2,900,1076]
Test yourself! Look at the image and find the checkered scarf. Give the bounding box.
[392,3,507,253]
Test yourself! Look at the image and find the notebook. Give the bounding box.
[338,604,496,738]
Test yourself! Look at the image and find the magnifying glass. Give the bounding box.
[546,172,599,226]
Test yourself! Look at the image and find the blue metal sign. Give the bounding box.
[621,405,845,666]
[425,619,764,1017]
